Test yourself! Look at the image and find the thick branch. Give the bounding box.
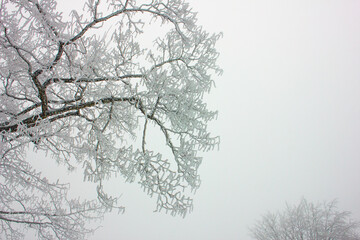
[43,74,143,88]
[31,70,48,117]
[0,215,51,226]
[0,96,136,133]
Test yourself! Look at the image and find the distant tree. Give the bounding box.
[250,199,360,240]
[0,0,221,239]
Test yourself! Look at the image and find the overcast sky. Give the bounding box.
[30,0,360,239]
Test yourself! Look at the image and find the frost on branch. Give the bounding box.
[0,0,221,238]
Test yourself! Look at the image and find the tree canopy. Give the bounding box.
[0,0,221,238]
[251,199,360,240]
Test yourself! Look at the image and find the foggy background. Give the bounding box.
[29,0,360,239]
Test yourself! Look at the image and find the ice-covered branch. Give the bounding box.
[0,0,221,238]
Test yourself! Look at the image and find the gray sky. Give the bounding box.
[32,0,360,239]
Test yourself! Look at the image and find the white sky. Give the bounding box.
[29,0,360,239]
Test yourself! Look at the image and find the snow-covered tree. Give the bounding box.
[250,199,360,240]
[0,0,221,238]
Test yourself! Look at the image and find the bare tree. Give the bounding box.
[250,199,360,240]
[0,0,221,239]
